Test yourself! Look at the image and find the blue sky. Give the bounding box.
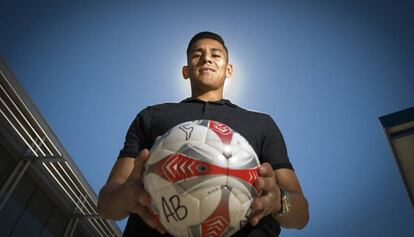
[1,0,413,236]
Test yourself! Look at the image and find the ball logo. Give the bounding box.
[210,122,231,135]
[209,121,233,145]
[179,124,194,140]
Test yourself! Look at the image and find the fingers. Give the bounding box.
[131,149,150,180]
[122,183,150,211]
[254,176,274,193]
[155,220,166,234]
[251,191,273,211]
[250,192,273,226]
[134,149,150,169]
[132,203,159,229]
[127,187,165,234]
[258,163,273,177]
[139,206,165,234]
[250,195,270,226]
[250,162,280,225]
[250,209,265,226]
[137,190,151,206]
[254,163,276,193]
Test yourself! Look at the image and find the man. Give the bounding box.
[97,32,309,236]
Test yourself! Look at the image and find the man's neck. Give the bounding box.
[191,90,224,102]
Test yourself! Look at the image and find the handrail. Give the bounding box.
[0,61,121,236]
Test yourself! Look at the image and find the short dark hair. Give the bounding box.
[186,31,228,55]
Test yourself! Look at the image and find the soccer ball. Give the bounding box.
[143,120,260,237]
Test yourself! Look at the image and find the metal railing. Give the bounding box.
[0,62,121,237]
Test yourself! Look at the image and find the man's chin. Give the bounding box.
[197,74,215,80]
[191,80,221,92]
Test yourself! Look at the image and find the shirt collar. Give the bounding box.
[180,97,237,108]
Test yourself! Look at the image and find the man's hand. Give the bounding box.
[250,162,281,226]
[249,163,309,229]
[97,149,166,234]
[120,149,165,233]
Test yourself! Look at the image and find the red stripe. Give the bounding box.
[150,154,259,188]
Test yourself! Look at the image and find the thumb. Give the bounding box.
[134,149,150,174]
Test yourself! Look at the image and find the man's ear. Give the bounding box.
[226,64,233,79]
[182,66,189,80]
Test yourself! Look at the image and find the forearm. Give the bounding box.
[97,183,129,220]
[273,190,309,229]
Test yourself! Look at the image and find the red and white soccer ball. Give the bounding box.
[143,120,260,237]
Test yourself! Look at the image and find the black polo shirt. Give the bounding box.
[119,98,293,237]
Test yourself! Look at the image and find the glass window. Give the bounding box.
[39,206,68,237]
[0,172,36,236]
[72,225,87,237]
[9,187,53,236]
[0,144,18,187]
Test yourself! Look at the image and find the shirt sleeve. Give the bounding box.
[117,108,151,159]
[261,115,294,170]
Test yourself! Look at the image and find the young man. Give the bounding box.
[98,32,309,236]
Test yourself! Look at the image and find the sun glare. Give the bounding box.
[224,55,244,103]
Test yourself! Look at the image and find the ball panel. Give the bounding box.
[204,129,226,153]
[199,185,231,237]
[162,122,208,148]
[198,185,226,222]
[146,147,175,165]
[181,143,228,168]
[143,172,172,197]
[228,189,251,236]
[227,176,256,204]
[228,132,260,169]
[176,175,227,197]
[228,149,259,170]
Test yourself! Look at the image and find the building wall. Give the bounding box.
[0,57,121,236]
[0,143,88,237]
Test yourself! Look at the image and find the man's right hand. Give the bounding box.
[97,149,166,234]
[120,149,166,233]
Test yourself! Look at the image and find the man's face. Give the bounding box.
[183,38,232,92]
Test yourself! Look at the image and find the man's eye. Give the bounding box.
[213,54,221,57]
[192,54,201,58]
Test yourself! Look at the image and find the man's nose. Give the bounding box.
[201,54,212,64]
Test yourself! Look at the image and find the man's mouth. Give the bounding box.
[199,68,215,73]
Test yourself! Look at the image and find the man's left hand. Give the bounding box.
[250,162,281,226]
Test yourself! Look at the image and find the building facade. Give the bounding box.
[380,107,414,208]
[0,58,121,236]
